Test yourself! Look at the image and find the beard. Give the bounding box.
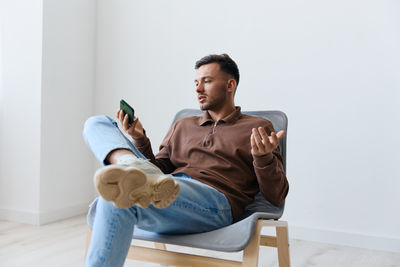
[200,92,227,111]
[199,83,228,111]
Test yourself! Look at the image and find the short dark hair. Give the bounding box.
[195,54,240,86]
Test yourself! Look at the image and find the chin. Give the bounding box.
[199,103,208,110]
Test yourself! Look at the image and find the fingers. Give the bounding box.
[251,133,261,155]
[122,113,130,129]
[252,128,264,148]
[117,109,124,124]
[116,109,144,140]
[131,116,138,129]
[276,130,285,140]
[269,131,279,147]
[251,128,270,156]
[250,127,282,156]
[250,131,265,155]
[116,109,131,131]
[257,127,277,147]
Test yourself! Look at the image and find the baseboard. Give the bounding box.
[0,207,40,225]
[288,224,400,253]
[38,202,91,225]
[0,202,90,225]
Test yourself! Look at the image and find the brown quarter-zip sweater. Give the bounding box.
[134,107,289,220]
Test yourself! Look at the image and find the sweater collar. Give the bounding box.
[199,106,242,126]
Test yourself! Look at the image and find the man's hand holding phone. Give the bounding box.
[117,101,145,140]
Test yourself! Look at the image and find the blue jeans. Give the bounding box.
[83,115,233,267]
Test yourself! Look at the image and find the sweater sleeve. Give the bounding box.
[133,128,176,174]
[252,125,289,206]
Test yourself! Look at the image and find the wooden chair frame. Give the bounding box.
[85,219,290,267]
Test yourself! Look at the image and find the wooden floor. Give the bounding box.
[0,214,399,267]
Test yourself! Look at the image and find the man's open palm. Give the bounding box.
[250,127,285,157]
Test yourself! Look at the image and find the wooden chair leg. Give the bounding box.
[154,242,167,250]
[154,243,167,266]
[242,220,263,267]
[85,228,92,262]
[276,225,290,267]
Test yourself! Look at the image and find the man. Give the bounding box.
[83,54,289,267]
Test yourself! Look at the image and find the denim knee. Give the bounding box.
[83,115,110,134]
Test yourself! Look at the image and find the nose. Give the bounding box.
[196,82,204,93]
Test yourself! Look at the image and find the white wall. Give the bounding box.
[39,0,96,224]
[0,0,96,224]
[0,3,2,106]
[95,0,400,252]
[0,0,42,223]
[1,0,398,252]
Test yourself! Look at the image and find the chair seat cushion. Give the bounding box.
[87,197,284,252]
[132,212,279,252]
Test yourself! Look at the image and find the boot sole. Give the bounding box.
[151,176,180,209]
[94,165,179,209]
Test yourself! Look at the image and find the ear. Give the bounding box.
[226,79,237,94]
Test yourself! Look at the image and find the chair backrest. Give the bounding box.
[172,109,288,220]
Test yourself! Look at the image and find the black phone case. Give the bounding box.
[120,99,135,124]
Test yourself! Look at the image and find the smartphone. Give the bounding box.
[120,99,135,124]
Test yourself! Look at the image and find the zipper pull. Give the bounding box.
[204,122,218,146]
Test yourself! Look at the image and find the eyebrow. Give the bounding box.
[194,76,213,82]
